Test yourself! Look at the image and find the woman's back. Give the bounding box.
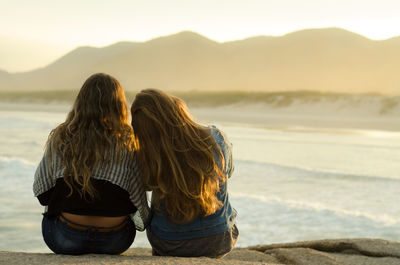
[34,144,145,221]
[34,73,149,255]
[130,89,238,257]
[149,126,236,240]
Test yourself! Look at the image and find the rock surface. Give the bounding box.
[1,239,399,265]
[250,238,400,265]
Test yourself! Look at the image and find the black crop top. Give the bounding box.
[38,178,137,217]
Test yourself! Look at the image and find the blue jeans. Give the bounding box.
[42,216,136,255]
[146,224,239,258]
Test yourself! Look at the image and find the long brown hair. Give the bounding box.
[131,89,225,224]
[46,73,134,199]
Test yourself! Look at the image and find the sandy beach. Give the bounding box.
[1,101,399,132]
[192,105,400,132]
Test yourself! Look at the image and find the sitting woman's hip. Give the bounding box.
[146,224,239,258]
[41,214,135,255]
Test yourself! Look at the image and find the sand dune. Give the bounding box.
[1,91,399,132]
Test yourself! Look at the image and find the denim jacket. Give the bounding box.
[149,125,237,240]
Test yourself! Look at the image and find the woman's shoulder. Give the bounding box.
[207,125,232,158]
[207,125,230,144]
[43,140,58,159]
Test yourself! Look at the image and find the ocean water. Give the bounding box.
[1,107,400,252]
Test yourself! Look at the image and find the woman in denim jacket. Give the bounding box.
[130,89,238,258]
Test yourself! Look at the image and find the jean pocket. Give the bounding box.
[104,224,136,254]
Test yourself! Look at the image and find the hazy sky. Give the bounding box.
[1,0,400,72]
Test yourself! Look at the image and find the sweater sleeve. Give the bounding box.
[128,154,151,231]
[33,145,57,197]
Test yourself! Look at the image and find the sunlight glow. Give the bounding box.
[1,0,400,71]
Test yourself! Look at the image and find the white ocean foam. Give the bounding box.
[0,156,36,167]
[234,159,400,182]
[232,192,400,227]
[0,156,36,198]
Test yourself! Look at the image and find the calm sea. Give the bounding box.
[1,107,400,252]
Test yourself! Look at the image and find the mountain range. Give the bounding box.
[1,28,400,93]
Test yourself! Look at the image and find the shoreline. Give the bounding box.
[192,104,400,133]
[1,238,400,265]
[1,101,400,133]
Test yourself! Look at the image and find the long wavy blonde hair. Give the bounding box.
[130,89,225,224]
[46,73,134,199]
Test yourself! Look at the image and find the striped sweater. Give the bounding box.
[33,143,150,231]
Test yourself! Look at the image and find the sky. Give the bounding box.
[1,0,400,72]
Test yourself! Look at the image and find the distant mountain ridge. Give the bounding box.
[1,28,400,93]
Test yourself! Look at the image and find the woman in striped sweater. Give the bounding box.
[33,73,150,255]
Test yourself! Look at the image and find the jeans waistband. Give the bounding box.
[58,214,129,232]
